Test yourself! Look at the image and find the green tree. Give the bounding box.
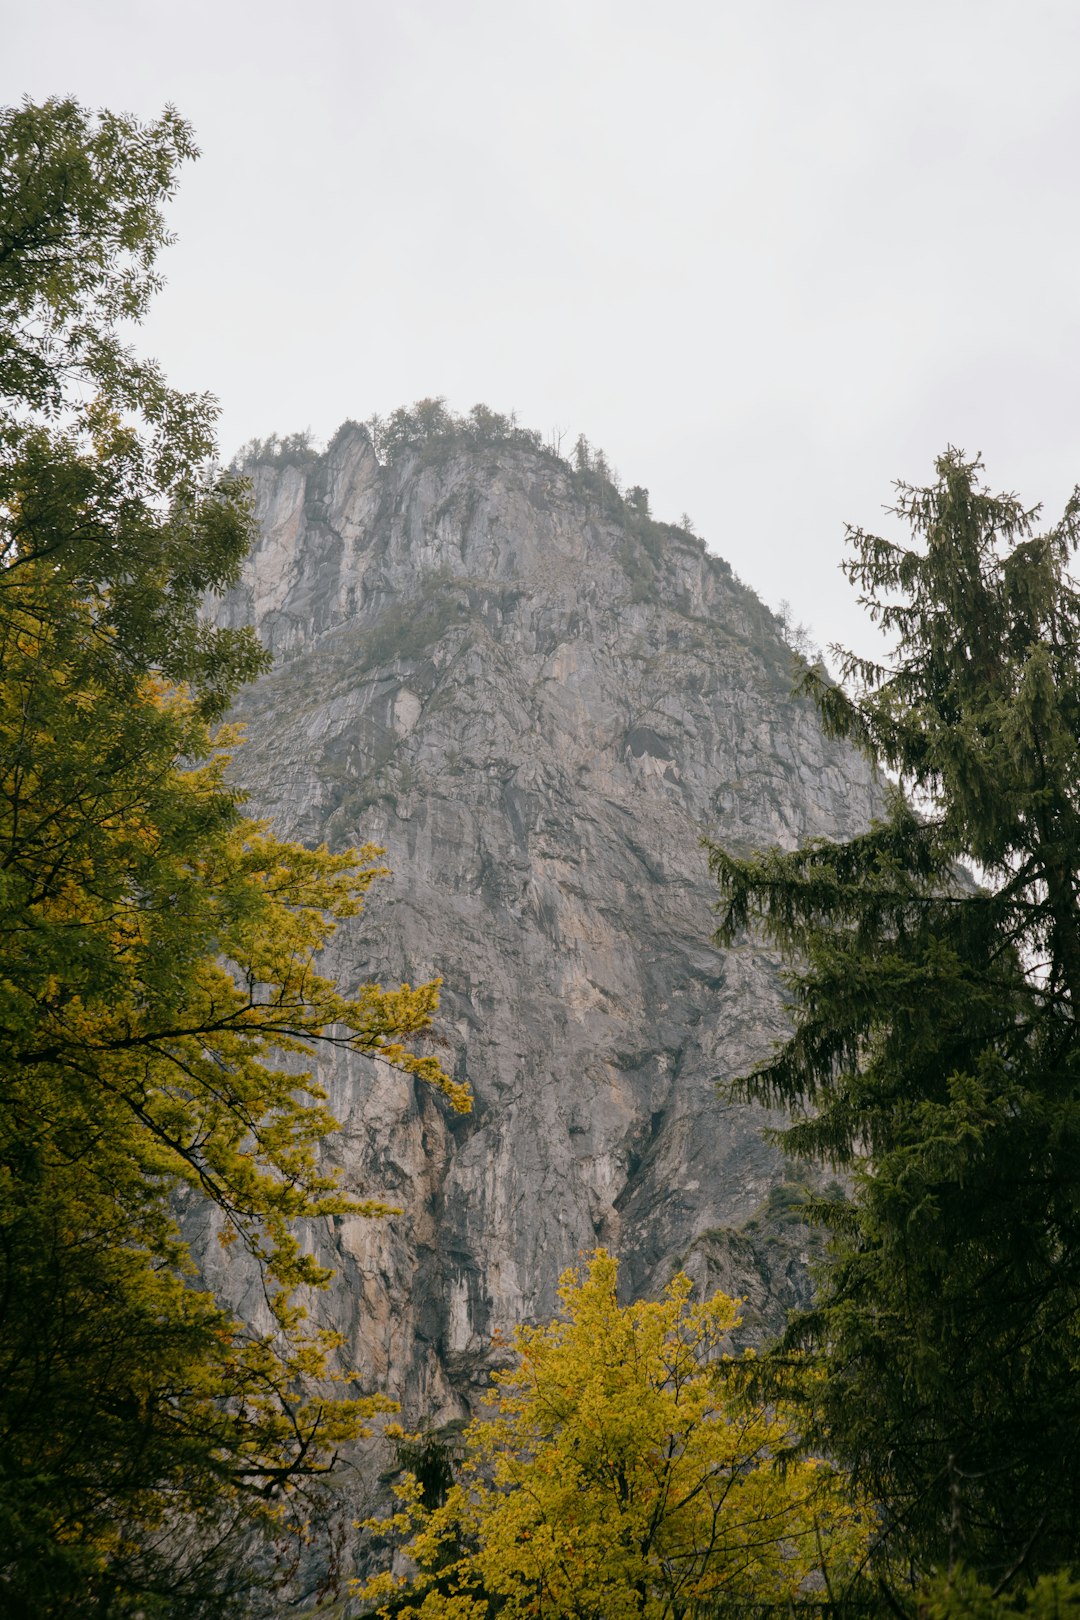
[0,94,262,709]
[919,1568,1080,1620]
[707,450,1080,1591]
[0,98,468,1615]
[573,431,591,473]
[356,1251,867,1619]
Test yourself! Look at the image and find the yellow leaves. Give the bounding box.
[359,1251,870,1618]
[376,1038,471,1113]
[0,552,470,1575]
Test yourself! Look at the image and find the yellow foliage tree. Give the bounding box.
[357,1252,868,1619]
[0,549,470,1612]
[0,97,469,1615]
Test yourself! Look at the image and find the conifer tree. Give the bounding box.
[707,450,1080,1590]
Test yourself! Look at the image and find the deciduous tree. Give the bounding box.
[357,1251,866,1619]
[0,97,467,1615]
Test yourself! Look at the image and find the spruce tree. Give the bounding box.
[707,450,1080,1590]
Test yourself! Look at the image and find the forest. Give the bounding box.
[2,96,1080,1618]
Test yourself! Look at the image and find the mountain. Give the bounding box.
[206,416,880,1427]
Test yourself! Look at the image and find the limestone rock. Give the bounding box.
[211,422,880,1425]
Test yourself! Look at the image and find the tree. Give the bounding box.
[381,396,456,458]
[707,450,1080,1591]
[356,1251,867,1619]
[0,94,262,709]
[0,98,469,1614]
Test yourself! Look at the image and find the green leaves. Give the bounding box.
[0,97,466,1613]
[705,450,1080,1589]
[0,97,196,416]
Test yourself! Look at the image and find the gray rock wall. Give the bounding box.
[212,423,879,1425]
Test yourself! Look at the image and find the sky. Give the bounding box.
[6,0,1080,659]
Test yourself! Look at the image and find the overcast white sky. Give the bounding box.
[6,0,1080,658]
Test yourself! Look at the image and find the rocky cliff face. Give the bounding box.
[209,421,880,1426]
